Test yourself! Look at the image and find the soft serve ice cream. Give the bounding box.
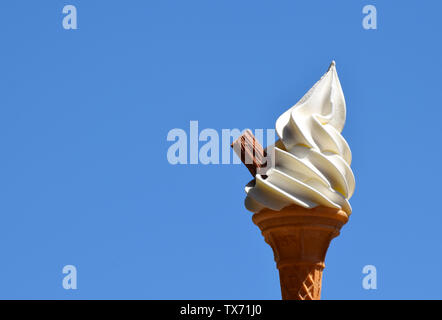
[245,61,355,216]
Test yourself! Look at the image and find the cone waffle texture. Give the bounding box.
[252,205,348,300]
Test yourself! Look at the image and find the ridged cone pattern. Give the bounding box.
[279,264,323,300]
[252,205,348,300]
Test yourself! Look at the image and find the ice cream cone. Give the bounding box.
[252,205,348,300]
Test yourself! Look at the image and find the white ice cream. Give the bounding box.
[245,61,355,215]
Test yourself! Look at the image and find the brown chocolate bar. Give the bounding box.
[231,129,267,177]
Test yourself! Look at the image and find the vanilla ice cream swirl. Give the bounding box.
[245,61,355,215]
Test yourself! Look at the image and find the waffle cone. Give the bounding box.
[252,205,348,300]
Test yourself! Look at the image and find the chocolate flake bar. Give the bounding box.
[231,129,267,177]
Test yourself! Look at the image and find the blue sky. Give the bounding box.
[0,0,441,299]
